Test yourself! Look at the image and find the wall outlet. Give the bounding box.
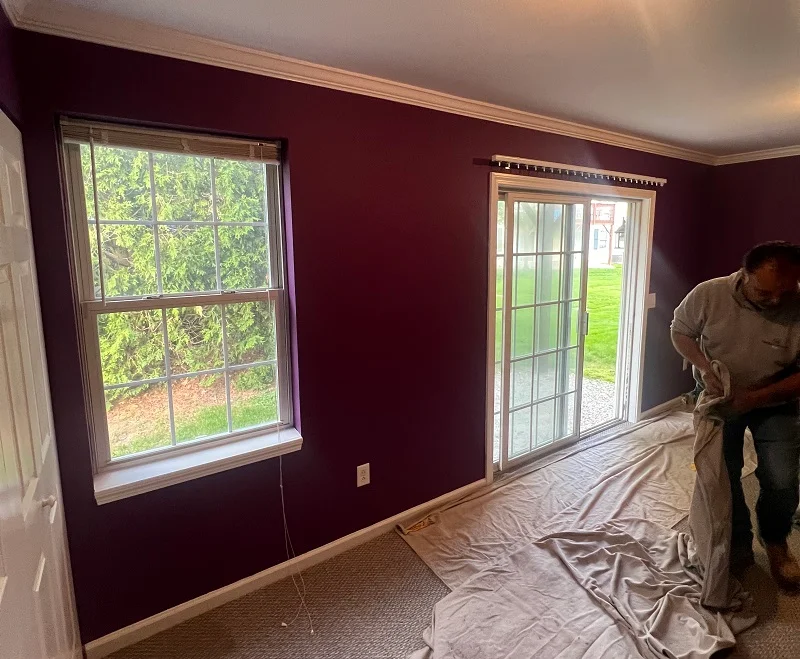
[357,463,370,487]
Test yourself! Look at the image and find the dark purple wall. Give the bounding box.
[0,6,22,126]
[703,157,800,279]
[19,30,705,641]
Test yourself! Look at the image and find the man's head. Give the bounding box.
[741,241,800,309]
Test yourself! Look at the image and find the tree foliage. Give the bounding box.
[81,145,277,404]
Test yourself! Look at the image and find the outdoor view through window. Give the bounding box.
[62,123,288,465]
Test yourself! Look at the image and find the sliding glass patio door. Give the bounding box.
[495,194,590,469]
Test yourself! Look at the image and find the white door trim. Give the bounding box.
[486,173,657,482]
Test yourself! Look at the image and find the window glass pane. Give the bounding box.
[565,347,578,390]
[495,257,504,309]
[98,224,157,298]
[539,204,563,253]
[495,310,503,362]
[87,225,101,297]
[98,310,165,385]
[494,361,502,414]
[514,202,537,253]
[510,406,531,457]
[225,301,277,366]
[159,225,216,293]
[511,358,533,408]
[493,413,501,464]
[513,256,535,307]
[564,393,576,438]
[231,365,278,430]
[496,199,506,256]
[535,352,557,399]
[567,301,581,347]
[153,153,212,222]
[535,399,555,448]
[512,307,533,358]
[166,305,223,375]
[219,225,270,290]
[106,382,171,459]
[215,160,266,223]
[91,146,152,222]
[571,204,584,251]
[172,374,228,443]
[535,303,559,353]
[79,144,95,220]
[567,253,582,299]
[536,254,561,304]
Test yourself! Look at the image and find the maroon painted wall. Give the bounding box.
[0,6,22,126]
[703,157,800,280]
[19,29,706,641]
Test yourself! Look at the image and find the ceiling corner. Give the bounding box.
[1,0,31,25]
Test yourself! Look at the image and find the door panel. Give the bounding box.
[497,194,590,469]
[0,110,80,658]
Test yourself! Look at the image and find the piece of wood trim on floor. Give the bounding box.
[83,477,487,659]
[638,396,685,421]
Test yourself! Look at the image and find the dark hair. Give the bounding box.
[743,241,800,272]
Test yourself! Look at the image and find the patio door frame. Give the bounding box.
[486,173,658,482]
[498,192,591,472]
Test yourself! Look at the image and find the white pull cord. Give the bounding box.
[279,454,314,634]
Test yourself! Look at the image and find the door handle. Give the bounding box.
[41,495,57,509]
[582,311,590,336]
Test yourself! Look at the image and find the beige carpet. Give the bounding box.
[112,474,799,659]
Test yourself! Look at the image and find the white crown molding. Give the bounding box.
[9,1,800,167]
[1,0,29,23]
[713,145,800,166]
[16,1,723,164]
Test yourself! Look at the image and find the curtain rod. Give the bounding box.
[490,155,667,187]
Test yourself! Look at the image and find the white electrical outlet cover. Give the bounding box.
[357,463,370,487]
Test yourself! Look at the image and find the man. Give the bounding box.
[671,241,800,591]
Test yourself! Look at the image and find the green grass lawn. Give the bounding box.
[495,264,623,382]
[583,266,623,381]
[109,389,278,458]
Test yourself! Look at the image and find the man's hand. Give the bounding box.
[721,390,758,416]
[699,367,724,398]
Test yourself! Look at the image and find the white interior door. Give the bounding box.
[0,110,81,659]
[496,194,590,469]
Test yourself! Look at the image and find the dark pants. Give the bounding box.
[723,403,800,549]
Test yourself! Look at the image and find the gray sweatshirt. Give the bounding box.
[671,270,800,389]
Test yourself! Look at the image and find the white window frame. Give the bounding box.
[60,123,301,503]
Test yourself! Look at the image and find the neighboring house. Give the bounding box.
[589,201,627,266]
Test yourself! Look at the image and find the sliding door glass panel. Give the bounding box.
[510,407,532,458]
[496,196,589,468]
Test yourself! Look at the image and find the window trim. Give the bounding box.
[61,125,299,494]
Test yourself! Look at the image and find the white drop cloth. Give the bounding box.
[411,520,753,659]
[407,412,758,658]
[685,361,744,609]
[402,413,756,589]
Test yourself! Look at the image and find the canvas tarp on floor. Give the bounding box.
[402,413,756,589]
[405,412,758,659]
[410,519,755,659]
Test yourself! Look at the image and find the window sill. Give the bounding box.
[93,428,302,505]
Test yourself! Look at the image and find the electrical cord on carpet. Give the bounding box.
[279,454,314,634]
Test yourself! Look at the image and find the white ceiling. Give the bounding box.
[27,0,800,155]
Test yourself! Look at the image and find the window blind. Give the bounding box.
[61,119,280,163]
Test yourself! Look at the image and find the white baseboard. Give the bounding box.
[83,477,487,658]
[639,396,686,421]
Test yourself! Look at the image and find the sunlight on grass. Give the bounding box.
[110,389,278,458]
[495,265,623,382]
[583,266,623,382]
